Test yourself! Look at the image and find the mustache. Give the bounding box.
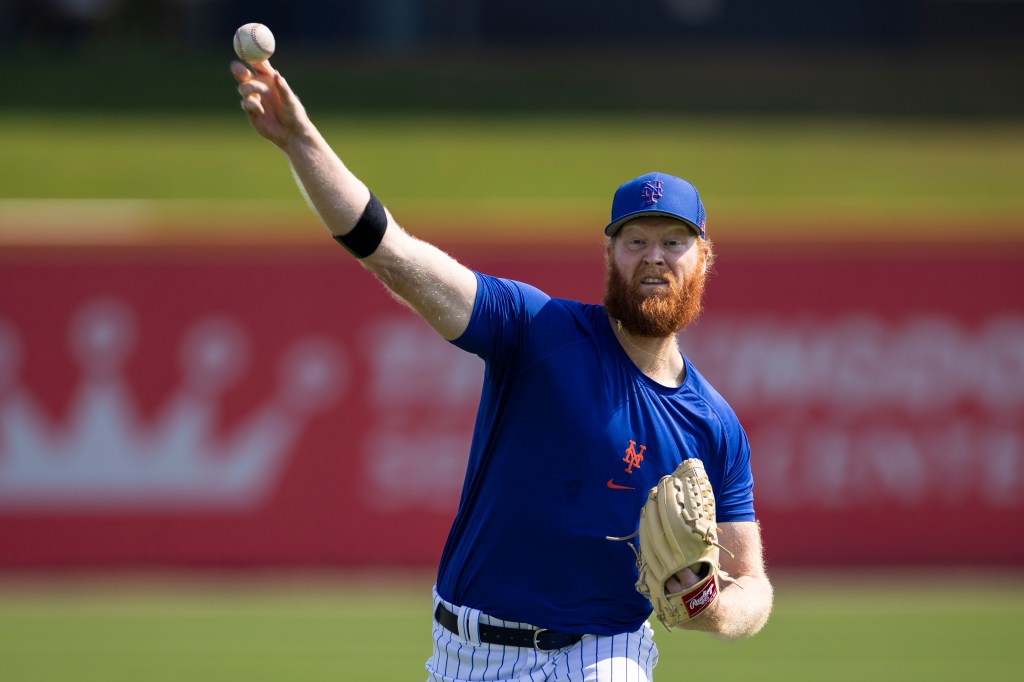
[630,267,679,289]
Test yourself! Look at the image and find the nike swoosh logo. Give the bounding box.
[607,479,635,490]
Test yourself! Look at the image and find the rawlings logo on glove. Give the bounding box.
[609,458,738,629]
[682,575,718,618]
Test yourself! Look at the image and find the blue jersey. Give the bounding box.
[437,273,755,635]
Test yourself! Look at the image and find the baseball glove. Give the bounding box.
[611,458,738,629]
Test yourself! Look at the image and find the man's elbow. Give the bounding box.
[710,604,772,641]
[729,576,774,640]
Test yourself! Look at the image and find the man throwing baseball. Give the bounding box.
[232,57,773,681]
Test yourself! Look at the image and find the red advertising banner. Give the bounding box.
[0,240,1021,568]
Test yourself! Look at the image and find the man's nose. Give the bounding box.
[642,244,665,264]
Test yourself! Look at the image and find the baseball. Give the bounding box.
[233,23,275,64]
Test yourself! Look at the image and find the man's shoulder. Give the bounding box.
[682,358,742,426]
[550,296,602,315]
[470,273,608,342]
[541,297,608,332]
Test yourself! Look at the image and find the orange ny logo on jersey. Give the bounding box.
[622,440,646,474]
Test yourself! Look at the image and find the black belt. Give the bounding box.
[434,603,584,652]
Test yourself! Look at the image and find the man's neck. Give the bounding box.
[609,316,685,388]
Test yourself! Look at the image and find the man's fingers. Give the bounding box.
[666,567,702,594]
[240,96,265,116]
[238,80,270,98]
[230,60,252,83]
[252,59,275,76]
[274,72,297,105]
[233,61,276,118]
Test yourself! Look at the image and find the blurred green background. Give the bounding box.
[2,1,1023,245]
[1,1,1022,680]
[4,112,1023,244]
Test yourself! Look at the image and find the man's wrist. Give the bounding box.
[280,123,321,156]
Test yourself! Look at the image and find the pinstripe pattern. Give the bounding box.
[427,588,659,682]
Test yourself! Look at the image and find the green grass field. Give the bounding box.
[1,571,1021,681]
[2,114,1023,243]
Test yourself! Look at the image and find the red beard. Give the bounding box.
[604,258,707,337]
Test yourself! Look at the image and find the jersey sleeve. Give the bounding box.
[714,418,756,522]
[450,272,552,362]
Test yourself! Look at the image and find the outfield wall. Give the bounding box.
[1,240,1022,568]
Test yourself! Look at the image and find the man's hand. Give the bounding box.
[664,567,702,595]
[231,60,308,149]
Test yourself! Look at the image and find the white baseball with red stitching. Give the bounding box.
[233,23,276,64]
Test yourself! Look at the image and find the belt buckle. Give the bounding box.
[532,628,554,652]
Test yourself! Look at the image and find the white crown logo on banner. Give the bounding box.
[0,297,348,509]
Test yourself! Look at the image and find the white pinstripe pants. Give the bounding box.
[426,587,659,682]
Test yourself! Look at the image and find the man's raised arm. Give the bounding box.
[231,59,477,340]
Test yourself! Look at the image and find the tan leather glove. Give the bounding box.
[633,458,738,629]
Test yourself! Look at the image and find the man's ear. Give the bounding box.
[698,240,714,277]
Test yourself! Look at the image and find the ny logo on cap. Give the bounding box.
[640,180,663,206]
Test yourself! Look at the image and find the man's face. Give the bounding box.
[604,217,709,338]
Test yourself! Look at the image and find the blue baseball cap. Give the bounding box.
[604,172,706,239]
